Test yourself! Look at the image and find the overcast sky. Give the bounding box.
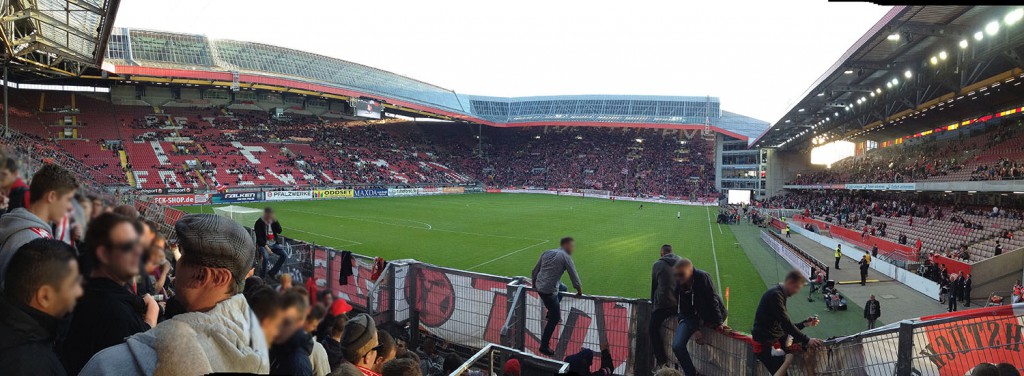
[113,0,891,124]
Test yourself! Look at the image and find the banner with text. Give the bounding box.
[212,192,263,204]
[355,188,389,198]
[313,189,355,199]
[265,190,314,201]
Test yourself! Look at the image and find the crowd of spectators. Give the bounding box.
[789,124,1024,185]
[760,190,1024,260]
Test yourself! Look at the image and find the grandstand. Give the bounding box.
[3,3,1024,376]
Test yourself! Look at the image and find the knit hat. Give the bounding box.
[175,214,255,290]
[341,313,380,360]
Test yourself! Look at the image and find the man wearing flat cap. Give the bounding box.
[80,214,270,376]
[332,313,382,376]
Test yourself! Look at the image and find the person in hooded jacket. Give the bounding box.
[0,164,79,285]
[0,239,82,376]
[671,258,728,376]
[649,244,680,367]
[322,313,350,372]
[79,214,269,375]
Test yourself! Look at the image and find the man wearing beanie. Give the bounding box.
[331,313,381,376]
[80,214,270,375]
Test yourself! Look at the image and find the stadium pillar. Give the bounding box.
[408,263,421,350]
[895,321,915,375]
[3,63,7,137]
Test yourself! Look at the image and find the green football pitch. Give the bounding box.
[184,193,765,328]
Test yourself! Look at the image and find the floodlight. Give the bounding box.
[986,21,999,36]
[1006,8,1023,25]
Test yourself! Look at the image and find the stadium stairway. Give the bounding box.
[120,150,137,187]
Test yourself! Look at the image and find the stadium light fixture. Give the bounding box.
[986,21,1000,36]
[974,31,984,41]
[886,82,893,88]
[860,96,867,102]
[891,78,900,85]
[834,112,839,116]
[875,88,882,94]
[844,70,854,74]
[887,33,901,41]
[930,56,939,65]
[939,51,948,60]
[798,108,805,112]
[904,70,913,79]
[1006,8,1024,25]
[960,39,969,49]
[870,92,875,97]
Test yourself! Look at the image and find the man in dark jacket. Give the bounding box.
[321,314,350,372]
[649,244,680,367]
[859,255,870,286]
[0,239,82,376]
[671,258,727,376]
[271,290,314,376]
[254,207,287,278]
[947,274,960,312]
[751,270,823,375]
[864,295,881,329]
[962,274,973,307]
[59,213,158,375]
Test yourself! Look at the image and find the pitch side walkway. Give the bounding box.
[783,232,950,322]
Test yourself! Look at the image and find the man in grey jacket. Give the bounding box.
[650,244,680,367]
[0,164,79,285]
[531,237,582,356]
[79,214,269,375]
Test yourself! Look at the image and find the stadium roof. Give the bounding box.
[0,0,120,75]
[97,27,767,141]
[753,6,1024,151]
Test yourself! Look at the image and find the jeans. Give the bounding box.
[260,243,288,278]
[649,308,675,366]
[867,319,877,329]
[755,342,787,375]
[671,316,699,376]
[539,292,561,349]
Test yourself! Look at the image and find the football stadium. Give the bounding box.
[1,2,1023,376]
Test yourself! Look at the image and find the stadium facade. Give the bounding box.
[91,27,771,195]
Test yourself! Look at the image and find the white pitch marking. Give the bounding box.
[466,239,551,271]
[705,206,724,291]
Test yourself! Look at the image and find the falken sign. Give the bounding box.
[265,190,314,201]
[212,192,262,204]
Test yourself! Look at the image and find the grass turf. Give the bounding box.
[185,193,765,329]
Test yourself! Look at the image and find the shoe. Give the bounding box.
[539,347,555,356]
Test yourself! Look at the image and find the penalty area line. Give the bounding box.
[284,226,363,247]
[466,239,551,271]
